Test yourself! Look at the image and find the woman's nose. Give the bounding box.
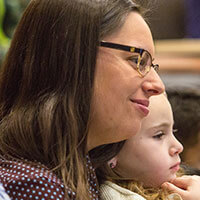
[169,136,184,156]
[142,68,165,97]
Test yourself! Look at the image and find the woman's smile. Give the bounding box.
[130,98,150,116]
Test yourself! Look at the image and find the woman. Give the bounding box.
[0,0,164,199]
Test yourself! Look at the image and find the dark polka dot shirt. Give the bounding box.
[0,155,99,200]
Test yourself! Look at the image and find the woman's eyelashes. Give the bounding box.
[128,56,139,68]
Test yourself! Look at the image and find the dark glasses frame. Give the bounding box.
[100,41,159,77]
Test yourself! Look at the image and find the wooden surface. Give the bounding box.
[154,39,200,73]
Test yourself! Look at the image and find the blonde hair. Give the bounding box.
[95,160,184,200]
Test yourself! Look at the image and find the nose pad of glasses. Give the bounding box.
[152,64,159,72]
[145,66,151,74]
[138,65,151,77]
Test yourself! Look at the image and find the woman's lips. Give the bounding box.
[130,99,150,116]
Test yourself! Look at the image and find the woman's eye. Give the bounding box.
[140,58,147,66]
[129,56,138,65]
[153,131,165,140]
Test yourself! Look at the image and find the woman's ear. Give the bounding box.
[108,157,117,169]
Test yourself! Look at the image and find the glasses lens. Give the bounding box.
[138,51,151,76]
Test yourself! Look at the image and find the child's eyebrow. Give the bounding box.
[150,122,172,130]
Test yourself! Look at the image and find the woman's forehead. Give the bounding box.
[103,12,154,57]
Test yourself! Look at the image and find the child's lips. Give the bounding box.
[170,162,180,172]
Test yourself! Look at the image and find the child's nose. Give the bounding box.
[169,136,184,156]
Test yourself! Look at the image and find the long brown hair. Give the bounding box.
[0,0,139,199]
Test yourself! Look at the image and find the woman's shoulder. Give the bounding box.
[0,157,72,200]
[100,181,146,200]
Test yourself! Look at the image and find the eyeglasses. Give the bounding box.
[100,41,159,77]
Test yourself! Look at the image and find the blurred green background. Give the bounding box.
[0,0,29,65]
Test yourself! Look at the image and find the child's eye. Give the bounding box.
[173,129,178,133]
[153,131,165,140]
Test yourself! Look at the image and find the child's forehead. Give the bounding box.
[141,94,173,128]
[150,95,171,112]
[149,93,169,108]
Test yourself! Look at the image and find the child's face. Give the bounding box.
[115,94,183,187]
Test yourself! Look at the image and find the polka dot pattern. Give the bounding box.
[86,155,99,200]
[0,155,99,200]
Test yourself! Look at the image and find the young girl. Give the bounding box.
[91,94,200,200]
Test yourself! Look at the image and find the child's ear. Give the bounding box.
[108,157,117,169]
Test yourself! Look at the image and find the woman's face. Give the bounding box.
[87,12,165,150]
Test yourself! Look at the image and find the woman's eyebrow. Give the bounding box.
[119,50,139,57]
